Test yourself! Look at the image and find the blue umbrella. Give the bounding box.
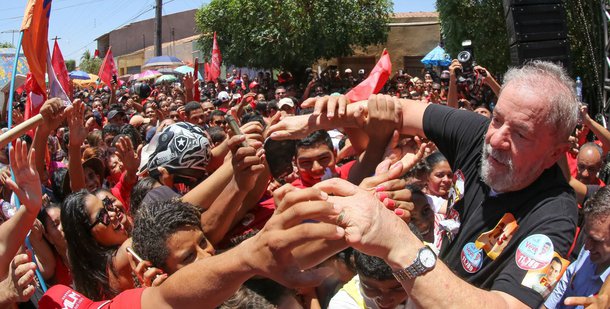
[69,70,90,80]
[142,55,183,69]
[421,45,451,67]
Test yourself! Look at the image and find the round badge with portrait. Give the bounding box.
[461,242,483,273]
[515,234,554,270]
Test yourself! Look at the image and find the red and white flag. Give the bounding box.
[51,40,72,100]
[47,49,71,107]
[345,49,392,102]
[209,32,221,82]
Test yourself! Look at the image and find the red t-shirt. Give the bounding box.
[219,161,356,248]
[51,252,72,287]
[111,172,135,213]
[39,285,144,309]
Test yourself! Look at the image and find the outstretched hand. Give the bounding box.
[564,277,610,308]
[5,139,41,216]
[39,98,66,132]
[65,99,87,147]
[314,178,410,259]
[241,184,345,288]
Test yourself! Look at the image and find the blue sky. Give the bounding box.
[0,0,436,63]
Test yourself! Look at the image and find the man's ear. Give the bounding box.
[157,167,173,188]
[545,141,570,169]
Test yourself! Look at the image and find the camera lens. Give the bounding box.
[457,51,471,63]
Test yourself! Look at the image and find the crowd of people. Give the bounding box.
[0,57,608,309]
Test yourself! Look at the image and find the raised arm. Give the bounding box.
[581,104,610,155]
[32,99,65,180]
[65,100,88,192]
[0,140,42,278]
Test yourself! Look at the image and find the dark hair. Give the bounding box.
[102,124,122,140]
[583,185,610,218]
[129,177,159,215]
[240,112,266,129]
[424,152,448,173]
[206,126,227,145]
[51,168,69,203]
[353,250,394,281]
[37,202,61,229]
[184,101,203,117]
[120,124,143,147]
[210,109,226,118]
[132,199,202,271]
[296,130,333,153]
[61,190,116,300]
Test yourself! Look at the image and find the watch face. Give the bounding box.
[419,248,436,268]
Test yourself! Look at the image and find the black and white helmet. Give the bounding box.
[147,122,211,184]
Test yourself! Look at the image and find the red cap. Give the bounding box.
[39,285,108,309]
[249,81,259,89]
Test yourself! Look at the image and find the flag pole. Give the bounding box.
[5,30,48,293]
[6,31,24,130]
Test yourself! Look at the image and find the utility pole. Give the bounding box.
[154,0,162,56]
[1,30,19,47]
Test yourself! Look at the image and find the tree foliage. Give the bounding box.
[79,50,102,74]
[65,59,76,72]
[437,0,605,115]
[436,0,510,76]
[194,0,392,74]
[0,42,15,48]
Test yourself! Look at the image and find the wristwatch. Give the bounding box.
[392,246,437,281]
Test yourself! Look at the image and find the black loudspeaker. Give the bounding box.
[502,0,561,14]
[505,4,568,45]
[504,0,571,71]
[509,39,571,68]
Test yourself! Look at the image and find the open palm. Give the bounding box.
[5,139,42,215]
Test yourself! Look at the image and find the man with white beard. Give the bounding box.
[269,61,581,308]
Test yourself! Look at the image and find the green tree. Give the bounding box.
[65,59,76,72]
[0,42,14,48]
[437,0,605,115]
[436,0,510,76]
[195,0,392,78]
[79,50,102,74]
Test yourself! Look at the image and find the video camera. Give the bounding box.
[454,40,485,99]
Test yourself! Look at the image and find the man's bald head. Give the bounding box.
[577,142,604,185]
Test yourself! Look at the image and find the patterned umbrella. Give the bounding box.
[137,70,162,81]
[0,48,29,90]
[421,45,451,67]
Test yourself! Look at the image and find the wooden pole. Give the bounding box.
[0,114,43,149]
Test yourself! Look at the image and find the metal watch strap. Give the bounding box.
[392,246,434,281]
[393,259,426,281]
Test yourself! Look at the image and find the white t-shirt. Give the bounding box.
[328,275,415,309]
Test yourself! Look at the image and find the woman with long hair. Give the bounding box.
[61,189,132,300]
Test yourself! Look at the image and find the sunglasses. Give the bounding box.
[214,120,227,126]
[88,197,116,230]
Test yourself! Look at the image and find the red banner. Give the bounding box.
[345,49,392,102]
[51,40,72,99]
[210,32,222,82]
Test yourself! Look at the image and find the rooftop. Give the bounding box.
[392,12,439,18]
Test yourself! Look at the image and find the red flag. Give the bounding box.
[47,49,71,106]
[345,49,392,102]
[210,32,222,82]
[24,72,46,120]
[52,40,72,99]
[20,0,53,93]
[193,58,200,102]
[204,62,211,82]
[98,47,120,88]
